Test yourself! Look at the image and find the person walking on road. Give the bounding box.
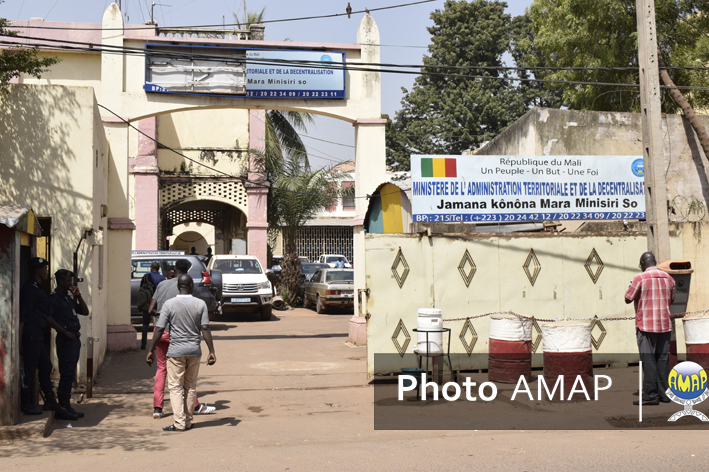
[138,262,165,350]
[50,269,90,418]
[146,274,217,431]
[147,259,214,418]
[20,258,78,420]
[625,251,676,406]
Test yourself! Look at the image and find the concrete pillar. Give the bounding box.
[246,109,268,265]
[351,119,387,346]
[101,4,136,349]
[349,13,385,346]
[130,118,160,250]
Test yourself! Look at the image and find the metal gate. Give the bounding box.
[291,226,354,264]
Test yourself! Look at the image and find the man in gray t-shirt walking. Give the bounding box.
[146,274,216,431]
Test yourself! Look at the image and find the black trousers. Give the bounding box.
[141,310,151,348]
[56,334,81,404]
[637,329,671,402]
[22,337,55,403]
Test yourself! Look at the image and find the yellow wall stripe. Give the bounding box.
[381,183,404,234]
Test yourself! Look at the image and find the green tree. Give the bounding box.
[0,8,60,93]
[528,0,709,112]
[528,0,709,171]
[386,0,560,170]
[233,6,267,29]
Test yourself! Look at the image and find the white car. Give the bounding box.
[207,255,273,321]
[317,254,352,268]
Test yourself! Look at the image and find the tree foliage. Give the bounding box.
[386,0,560,170]
[235,8,339,305]
[0,9,60,94]
[528,0,709,112]
[256,138,350,306]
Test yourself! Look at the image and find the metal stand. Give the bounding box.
[412,328,455,398]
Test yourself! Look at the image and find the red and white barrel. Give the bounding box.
[683,313,709,370]
[542,321,593,402]
[488,314,533,383]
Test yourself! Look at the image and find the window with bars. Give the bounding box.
[342,181,355,211]
[288,226,354,265]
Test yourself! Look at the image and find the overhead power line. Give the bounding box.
[6,35,709,91]
[300,134,355,149]
[7,32,709,75]
[7,0,439,31]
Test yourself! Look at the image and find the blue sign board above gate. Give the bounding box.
[144,44,346,99]
[244,50,345,99]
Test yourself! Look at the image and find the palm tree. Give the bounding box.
[236,9,348,305]
[233,6,266,29]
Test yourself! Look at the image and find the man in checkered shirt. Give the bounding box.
[625,252,676,406]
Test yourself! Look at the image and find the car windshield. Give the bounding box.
[326,271,354,282]
[213,259,262,274]
[131,259,193,279]
[326,256,347,264]
[302,264,328,274]
[299,256,310,263]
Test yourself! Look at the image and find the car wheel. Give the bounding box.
[260,304,273,321]
[316,295,326,314]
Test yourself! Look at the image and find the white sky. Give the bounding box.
[1,0,534,168]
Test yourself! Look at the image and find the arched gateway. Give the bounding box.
[102,4,387,343]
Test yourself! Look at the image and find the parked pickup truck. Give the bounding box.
[208,255,273,321]
[303,268,354,314]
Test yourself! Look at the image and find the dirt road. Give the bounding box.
[2,308,708,471]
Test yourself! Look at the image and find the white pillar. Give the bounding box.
[102,4,137,349]
[350,13,385,346]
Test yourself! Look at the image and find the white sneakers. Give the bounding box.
[195,403,216,414]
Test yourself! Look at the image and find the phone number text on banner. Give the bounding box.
[411,155,646,222]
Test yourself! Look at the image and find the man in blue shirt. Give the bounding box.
[50,269,89,418]
[335,258,345,269]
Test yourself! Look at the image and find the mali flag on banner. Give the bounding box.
[421,158,457,178]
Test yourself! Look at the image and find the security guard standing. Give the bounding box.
[20,258,78,420]
[51,269,89,418]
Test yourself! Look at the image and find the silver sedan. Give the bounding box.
[303,269,354,314]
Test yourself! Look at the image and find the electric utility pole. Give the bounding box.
[636,0,671,262]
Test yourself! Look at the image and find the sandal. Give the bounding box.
[153,408,164,419]
[162,424,183,432]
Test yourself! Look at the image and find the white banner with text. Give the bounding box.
[411,155,646,223]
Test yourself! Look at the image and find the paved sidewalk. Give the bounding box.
[2,308,709,471]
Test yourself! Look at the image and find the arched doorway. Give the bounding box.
[161,199,247,254]
[169,229,209,254]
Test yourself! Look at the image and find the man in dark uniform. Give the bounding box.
[50,269,89,418]
[20,258,78,420]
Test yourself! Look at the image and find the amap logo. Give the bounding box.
[320,55,333,67]
[666,361,709,422]
[631,158,644,177]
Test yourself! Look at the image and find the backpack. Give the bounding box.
[137,273,156,311]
